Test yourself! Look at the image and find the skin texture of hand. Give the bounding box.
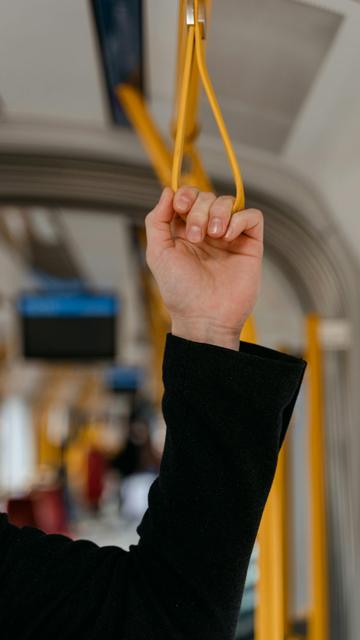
[145,186,264,351]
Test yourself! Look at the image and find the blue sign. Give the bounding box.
[18,292,119,318]
[105,366,144,391]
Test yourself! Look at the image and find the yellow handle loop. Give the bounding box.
[171,25,196,197]
[172,0,245,213]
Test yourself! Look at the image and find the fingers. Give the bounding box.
[173,186,199,216]
[145,188,175,262]
[185,192,217,243]
[224,209,264,243]
[208,196,234,238]
[171,187,264,248]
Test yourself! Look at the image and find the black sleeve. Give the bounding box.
[0,335,306,640]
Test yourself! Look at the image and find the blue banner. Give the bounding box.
[105,366,144,391]
[18,292,119,317]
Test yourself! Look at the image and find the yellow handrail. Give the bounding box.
[172,0,245,212]
[306,314,329,640]
[116,85,173,187]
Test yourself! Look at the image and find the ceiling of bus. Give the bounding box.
[0,0,343,152]
[0,0,107,125]
[204,0,342,151]
[0,0,359,348]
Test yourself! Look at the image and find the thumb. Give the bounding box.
[145,188,175,261]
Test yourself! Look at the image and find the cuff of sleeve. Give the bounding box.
[163,333,306,450]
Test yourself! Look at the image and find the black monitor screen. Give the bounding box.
[18,292,119,361]
[92,0,143,125]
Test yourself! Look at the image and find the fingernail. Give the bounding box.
[224,227,233,240]
[177,197,190,212]
[188,225,202,243]
[209,218,223,236]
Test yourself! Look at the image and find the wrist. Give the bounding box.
[171,317,241,351]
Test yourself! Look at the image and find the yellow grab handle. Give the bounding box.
[171,24,196,198]
[172,0,245,213]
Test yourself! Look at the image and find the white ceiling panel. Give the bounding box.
[0,0,107,124]
[203,0,342,151]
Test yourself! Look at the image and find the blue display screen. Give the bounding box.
[92,0,143,125]
[105,366,144,391]
[18,292,119,318]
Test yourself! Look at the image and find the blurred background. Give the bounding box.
[0,1,359,639]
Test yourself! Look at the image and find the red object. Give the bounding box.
[7,487,69,535]
[7,497,37,528]
[33,488,69,534]
[86,449,106,509]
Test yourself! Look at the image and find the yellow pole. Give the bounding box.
[242,319,288,640]
[117,83,212,192]
[255,447,288,640]
[35,368,70,468]
[241,317,257,344]
[116,84,173,187]
[282,436,291,637]
[306,314,329,640]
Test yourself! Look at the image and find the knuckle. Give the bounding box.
[212,195,234,214]
[194,192,216,210]
[250,208,264,220]
[187,211,206,226]
[200,191,216,201]
[176,186,197,199]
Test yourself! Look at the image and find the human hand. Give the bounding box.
[145,187,263,351]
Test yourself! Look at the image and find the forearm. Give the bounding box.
[134,334,306,639]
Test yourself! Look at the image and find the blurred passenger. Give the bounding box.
[0,188,306,640]
[111,414,160,478]
[120,471,157,523]
[111,401,160,523]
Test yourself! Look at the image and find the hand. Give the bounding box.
[145,187,264,351]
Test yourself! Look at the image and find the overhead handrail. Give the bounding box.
[172,0,245,212]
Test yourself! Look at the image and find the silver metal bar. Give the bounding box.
[186,0,206,38]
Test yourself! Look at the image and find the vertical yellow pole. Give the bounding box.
[35,368,69,468]
[306,314,329,640]
[241,317,257,344]
[281,437,291,637]
[242,320,288,640]
[255,448,288,640]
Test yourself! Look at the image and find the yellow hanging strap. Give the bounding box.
[172,0,245,213]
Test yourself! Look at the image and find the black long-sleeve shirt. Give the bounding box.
[0,335,306,640]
